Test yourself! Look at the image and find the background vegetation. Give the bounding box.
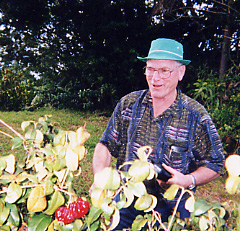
[0,1,239,153]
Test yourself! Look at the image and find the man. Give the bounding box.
[90,38,225,229]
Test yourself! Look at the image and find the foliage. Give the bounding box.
[0,115,93,230]
[0,67,35,111]
[1,0,239,110]
[188,66,240,154]
[1,114,240,230]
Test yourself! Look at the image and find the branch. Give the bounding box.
[0,119,25,141]
[0,130,14,139]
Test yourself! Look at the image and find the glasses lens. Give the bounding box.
[145,67,171,79]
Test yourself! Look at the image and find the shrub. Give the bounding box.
[188,66,240,154]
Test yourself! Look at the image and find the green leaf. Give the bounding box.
[53,130,66,146]
[21,121,34,132]
[5,183,22,204]
[3,154,15,174]
[87,206,103,226]
[193,200,212,216]
[185,196,195,213]
[65,147,79,171]
[134,194,153,211]
[25,128,37,140]
[163,184,180,201]
[199,215,209,230]
[5,203,20,227]
[128,160,150,182]
[101,198,114,219]
[94,167,120,190]
[0,158,6,171]
[28,214,52,231]
[123,186,134,208]
[132,215,148,231]
[11,137,23,149]
[0,206,10,225]
[127,181,146,197]
[44,190,65,215]
[43,178,54,196]
[0,225,11,231]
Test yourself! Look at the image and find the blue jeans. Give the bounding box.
[112,194,190,230]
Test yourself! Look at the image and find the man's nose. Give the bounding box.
[152,70,162,81]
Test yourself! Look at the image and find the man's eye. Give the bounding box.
[148,68,154,71]
[162,69,170,73]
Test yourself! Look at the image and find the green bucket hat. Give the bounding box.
[137,38,191,65]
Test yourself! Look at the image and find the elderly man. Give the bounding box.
[90,38,225,229]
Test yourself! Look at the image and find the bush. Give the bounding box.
[0,67,35,111]
[188,66,240,154]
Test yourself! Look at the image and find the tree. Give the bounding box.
[149,0,240,77]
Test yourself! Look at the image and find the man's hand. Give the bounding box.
[156,163,193,190]
[156,163,220,191]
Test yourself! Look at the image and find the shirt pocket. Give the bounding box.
[169,145,189,173]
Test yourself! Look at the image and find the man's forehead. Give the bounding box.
[146,59,180,67]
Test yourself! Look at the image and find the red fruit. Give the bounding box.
[76,198,89,217]
[69,201,81,219]
[55,206,75,224]
[64,207,75,224]
[55,207,66,223]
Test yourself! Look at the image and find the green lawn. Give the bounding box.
[0,108,239,204]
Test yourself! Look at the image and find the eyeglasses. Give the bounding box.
[144,65,181,79]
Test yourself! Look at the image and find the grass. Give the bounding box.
[1,108,240,205]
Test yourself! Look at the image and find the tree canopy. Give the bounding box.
[0,0,239,109]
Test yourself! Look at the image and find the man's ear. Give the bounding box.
[178,65,186,81]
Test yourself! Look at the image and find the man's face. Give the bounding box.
[145,59,185,101]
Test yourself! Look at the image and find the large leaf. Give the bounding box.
[11,137,23,149]
[5,182,22,204]
[132,215,148,231]
[91,188,106,209]
[193,200,213,216]
[0,158,7,171]
[76,126,90,145]
[163,184,180,201]
[127,181,146,197]
[225,176,240,194]
[0,224,11,231]
[87,206,103,226]
[65,147,79,171]
[44,190,65,215]
[0,205,10,225]
[3,154,15,174]
[128,160,150,182]
[25,128,37,140]
[72,145,86,161]
[185,196,195,212]
[134,194,153,211]
[28,214,52,231]
[137,146,152,162]
[107,208,120,231]
[5,203,20,227]
[225,154,240,176]
[53,130,66,146]
[94,167,120,190]
[123,186,134,208]
[21,121,34,132]
[27,187,47,212]
[199,215,209,230]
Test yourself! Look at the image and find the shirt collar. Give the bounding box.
[143,89,183,118]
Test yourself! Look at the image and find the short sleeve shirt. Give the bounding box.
[100,89,225,175]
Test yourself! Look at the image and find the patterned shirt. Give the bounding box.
[100,89,225,175]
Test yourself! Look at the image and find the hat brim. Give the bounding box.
[137,56,191,66]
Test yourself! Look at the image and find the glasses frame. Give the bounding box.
[143,65,182,79]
